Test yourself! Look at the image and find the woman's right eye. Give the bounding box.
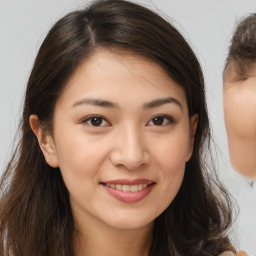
[81,115,110,127]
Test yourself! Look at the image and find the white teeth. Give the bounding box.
[116,184,122,190]
[105,183,149,192]
[122,185,131,192]
[130,184,138,192]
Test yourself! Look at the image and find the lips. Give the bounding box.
[100,179,155,203]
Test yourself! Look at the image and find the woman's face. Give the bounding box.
[224,65,256,178]
[41,49,197,231]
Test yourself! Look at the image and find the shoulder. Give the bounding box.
[219,251,250,256]
[237,251,250,256]
[219,252,236,256]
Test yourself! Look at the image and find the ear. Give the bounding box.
[29,115,59,168]
[186,114,198,161]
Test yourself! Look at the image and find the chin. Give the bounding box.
[102,212,156,231]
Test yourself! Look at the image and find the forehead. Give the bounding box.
[57,49,187,108]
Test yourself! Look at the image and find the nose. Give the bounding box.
[110,126,150,170]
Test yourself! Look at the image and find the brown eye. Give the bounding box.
[90,117,103,126]
[147,115,175,126]
[152,116,164,126]
[82,115,110,127]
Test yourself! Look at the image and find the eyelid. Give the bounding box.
[147,114,176,126]
[81,115,111,127]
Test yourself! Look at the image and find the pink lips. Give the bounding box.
[100,179,155,203]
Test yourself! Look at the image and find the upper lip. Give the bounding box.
[101,179,155,185]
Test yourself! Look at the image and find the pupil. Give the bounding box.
[153,117,164,125]
[91,117,102,126]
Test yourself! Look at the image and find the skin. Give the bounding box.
[30,49,197,256]
[224,64,256,178]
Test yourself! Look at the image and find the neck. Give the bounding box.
[73,216,153,256]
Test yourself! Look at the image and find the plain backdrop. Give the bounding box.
[1,0,256,254]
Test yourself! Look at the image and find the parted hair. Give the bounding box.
[0,0,234,255]
[224,13,256,79]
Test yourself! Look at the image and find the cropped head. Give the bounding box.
[224,13,256,178]
[0,1,233,256]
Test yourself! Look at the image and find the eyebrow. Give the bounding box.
[143,97,183,110]
[72,98,119,108]
[72,97,182,110]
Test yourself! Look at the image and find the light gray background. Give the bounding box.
[1,0,256,254]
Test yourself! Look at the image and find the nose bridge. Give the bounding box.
[111,123,149,170]
[125,125,144,157]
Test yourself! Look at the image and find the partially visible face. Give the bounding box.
[224,65,256,178]
[46,49,197,231]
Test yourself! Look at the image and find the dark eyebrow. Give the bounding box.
[72,98,119,108]
[143,97,183,110]
[72,97,182,110]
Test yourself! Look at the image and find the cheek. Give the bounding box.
[152,134,189,178]
[53,134,111,209]
[224,91,256,137]
[153,138,186,211]
[54,130,109,183]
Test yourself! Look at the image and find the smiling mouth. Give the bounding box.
[100,180,155,203]
[103,183,149,193]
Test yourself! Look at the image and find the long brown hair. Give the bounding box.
[0,1,234,255]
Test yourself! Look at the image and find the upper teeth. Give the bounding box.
[105,184,148,192]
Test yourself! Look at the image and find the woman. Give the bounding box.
[223,13,256,255]
[224,13,256,180]
[0,0,235,255]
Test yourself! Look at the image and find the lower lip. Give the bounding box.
[102,184,155,203]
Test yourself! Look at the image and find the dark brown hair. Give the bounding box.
[0,0,234,255]
[224,13,256,80]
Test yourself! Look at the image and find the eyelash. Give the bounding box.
[81,114,175,127]
[147,115,175,126]
[81,115,110,127]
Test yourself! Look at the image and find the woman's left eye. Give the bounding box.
[147,115,175,126]
[81,115,110,127]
